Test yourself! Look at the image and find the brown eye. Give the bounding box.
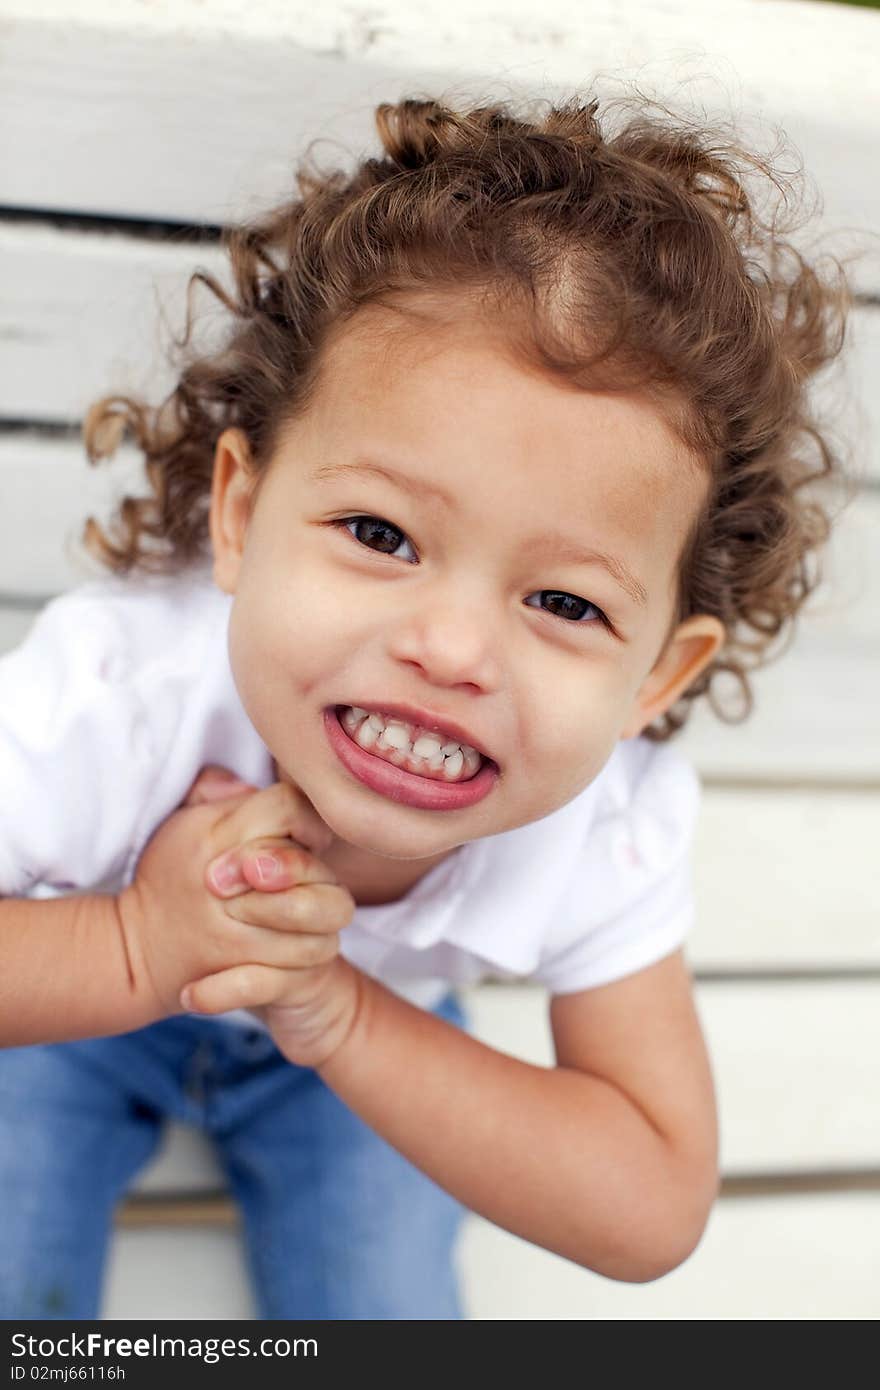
[336,515,417,562]
[525,590,608,626]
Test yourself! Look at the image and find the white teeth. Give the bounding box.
[462,747,481,776]
[442,750,464,779]
[354,719,380,750]
[340,706,486,782]
[412,735,444,759]
[377,722,410,751]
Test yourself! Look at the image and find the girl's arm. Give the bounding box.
[0,893,155,1044]
[0,769,352,1048]
[313,948,718,1282]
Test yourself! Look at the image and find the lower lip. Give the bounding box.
[323,707,500,812]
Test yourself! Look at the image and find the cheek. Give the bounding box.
[228,559,356,720]
[525,685,615,774]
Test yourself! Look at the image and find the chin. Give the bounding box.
[323,801,459,861]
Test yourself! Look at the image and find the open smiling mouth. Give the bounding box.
[323,706,500,812]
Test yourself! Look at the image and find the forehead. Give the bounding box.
[296,302,708,573]
[315,300,697,451]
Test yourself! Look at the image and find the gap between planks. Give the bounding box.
[115,1167,880,1228]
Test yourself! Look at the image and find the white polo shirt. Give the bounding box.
[0,566,701,1015]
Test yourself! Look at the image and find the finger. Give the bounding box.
[183,765,259,807]
[210,780,335,859]
[228,922,341,971]
[223,882,355,935]
[181,963,326,1015]
[206,837,338,897]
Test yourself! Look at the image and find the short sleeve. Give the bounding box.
[533,741,701,995]
[0,588,158,897]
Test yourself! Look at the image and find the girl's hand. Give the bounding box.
[115,766,357,1065]
[186,771,364,1068]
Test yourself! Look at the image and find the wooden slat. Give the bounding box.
[105,1225,254,1320]
[120,1167,880,1229]
[0,17,419,225]
[1,219,877,477]
[677,484,880,784]
[119,1164,880,1262]
[0,221,227,424]
[457,1192,880,1319]
[0,434,148,598]
[1,9,878,291]
[118,1195,237,1229]
[103,1191,880,1318]
[691,787,879,968]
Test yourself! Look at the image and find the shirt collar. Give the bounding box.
[349,774,605,970]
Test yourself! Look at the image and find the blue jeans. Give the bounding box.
[0,991,469,1320]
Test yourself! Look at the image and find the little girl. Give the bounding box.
[0,92,852,1319]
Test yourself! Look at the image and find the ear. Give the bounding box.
[210,428,259,594]
[621,614,726,739]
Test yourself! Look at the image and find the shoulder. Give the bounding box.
[41,561,222,655]
[0,564,233,896]
[589,737,701,869]
[530,737,703,994]
[5,562,228,698]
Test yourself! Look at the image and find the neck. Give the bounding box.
[320,838,456,908]
[270,758,455,906]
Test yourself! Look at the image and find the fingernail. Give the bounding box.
[209,853,244,892]
[252,853,280,885]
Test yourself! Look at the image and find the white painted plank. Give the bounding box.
[692,788,879,968]
[2,434,877,781]
[0,435,152,597]
[101,1193,880,1319]
[458,1194,880,1319]
[2,220,876,482]
[0,222,227,423]
[104,1225,254,1320]
[0,5,878,291]
[677,486,880,784]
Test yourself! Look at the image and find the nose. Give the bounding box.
[385,586,503,693]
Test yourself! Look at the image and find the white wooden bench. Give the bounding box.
[1,0,878,1319]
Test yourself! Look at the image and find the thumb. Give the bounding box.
[183,765,258,807]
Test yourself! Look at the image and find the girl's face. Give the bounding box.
[211,306,723,867]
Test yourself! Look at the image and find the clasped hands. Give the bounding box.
[116,765,360,1069]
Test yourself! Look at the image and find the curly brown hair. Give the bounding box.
[81,91,858,741]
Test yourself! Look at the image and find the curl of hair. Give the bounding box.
[82,90,857,740]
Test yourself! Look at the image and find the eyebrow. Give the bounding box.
[517,535,648,608]
[312,458,648,608]
[312,460,457,510]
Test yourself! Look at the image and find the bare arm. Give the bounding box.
[0,892,155,1045]
[313,949,718,1282]
[0,769,353,1048]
